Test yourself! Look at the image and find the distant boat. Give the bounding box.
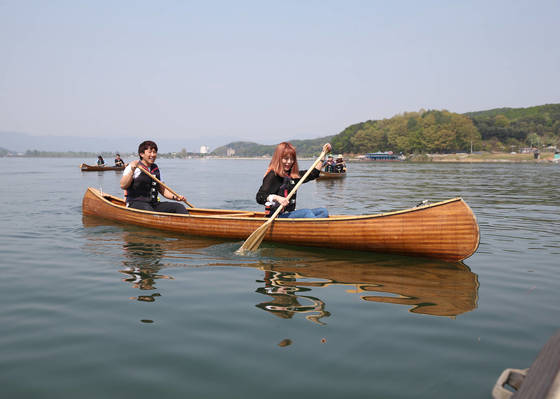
[317,171,347,180]
[80,163,125,172]
[361,152,405,161]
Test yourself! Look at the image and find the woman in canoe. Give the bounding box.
[256,142,331,218]
[120,140,188,214]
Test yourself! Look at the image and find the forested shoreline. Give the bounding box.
[212,104,559,157]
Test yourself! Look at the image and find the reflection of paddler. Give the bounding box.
[255,271,331,325]
[120,233,173,302]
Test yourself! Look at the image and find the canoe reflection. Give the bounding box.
[256,251,479,318]
[83,215,479,316]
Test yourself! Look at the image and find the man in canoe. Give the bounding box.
[97,155,105,166]
[114,153,125,167]
[256,142,331,218]
[322,155,336,172]
[120,140,189,214]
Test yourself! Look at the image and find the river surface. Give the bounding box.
[1,157,559,398]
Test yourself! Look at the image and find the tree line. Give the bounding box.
[332,104,560,154]
[214,103,560,156]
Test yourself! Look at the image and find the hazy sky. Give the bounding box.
[1,0,559,144]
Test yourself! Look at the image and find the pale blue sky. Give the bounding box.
[1,0,559,144]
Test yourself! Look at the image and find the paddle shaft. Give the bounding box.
[136,164,194,208]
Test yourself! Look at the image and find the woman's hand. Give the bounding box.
[172,194,185,202]
[272,195,289,207]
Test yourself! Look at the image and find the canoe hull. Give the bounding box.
[82,188,480,261]
[80,163,125,171]
[317,171,347,180]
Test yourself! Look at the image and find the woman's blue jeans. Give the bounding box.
[278,207,329,218]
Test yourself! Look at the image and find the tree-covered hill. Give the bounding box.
[465,103,560,149]
[330,110,481,154]
[212,136,333,157]
[212,103,560,156]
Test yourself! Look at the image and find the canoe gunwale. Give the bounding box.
[88,187,467,222]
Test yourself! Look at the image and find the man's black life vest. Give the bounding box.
[125,163,160,204]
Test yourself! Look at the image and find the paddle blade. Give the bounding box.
[236,221,271,254]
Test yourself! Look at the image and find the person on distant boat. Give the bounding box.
[322,155,336,173]
[114,153,125,167]
[334,154,346,173]
[97,155,105,166]
[256,142,331,218]
[120,140,188,214]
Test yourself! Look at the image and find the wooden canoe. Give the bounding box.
[80,163,125,171]
[81,219,479,316]
[82,187,480,261]
[317,171,347,180]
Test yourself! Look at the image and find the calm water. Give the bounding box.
[1,157,559,398]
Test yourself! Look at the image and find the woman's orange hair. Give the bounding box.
[265,142,300,178]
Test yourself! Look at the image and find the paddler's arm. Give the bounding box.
[314,143,332,171]
[159,185,185,202]
[120,160,139,189]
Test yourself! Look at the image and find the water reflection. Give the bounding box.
[83,215,479,318]
[83,215,223,303]
[256,271,331,325]
[257,248,479,318]
[120,235,172,302]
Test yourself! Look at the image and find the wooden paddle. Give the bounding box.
[136,164,195,208]
[237,149,328,254]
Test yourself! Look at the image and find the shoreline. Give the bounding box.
[3,153,559,164]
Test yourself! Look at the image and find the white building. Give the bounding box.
[200,145,209,154]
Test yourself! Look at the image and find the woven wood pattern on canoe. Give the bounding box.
[80,163,126,171]
[82,187,480,261]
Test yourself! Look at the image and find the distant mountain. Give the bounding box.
[212,136,334,157]
[0,131,240,154]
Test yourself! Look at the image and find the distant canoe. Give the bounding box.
[82,187,480,261]
[317,171,347,180]
[80,163,125,172]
